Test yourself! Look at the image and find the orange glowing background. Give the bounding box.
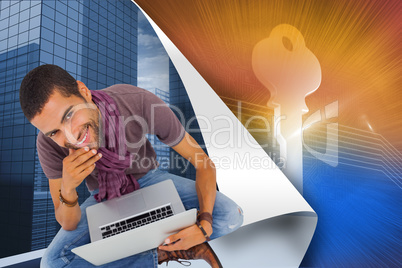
[136,0,402,150]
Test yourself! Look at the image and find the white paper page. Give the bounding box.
[133,2,318,267]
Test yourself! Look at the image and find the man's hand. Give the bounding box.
[61,147,102,195]
[159,221,213,251]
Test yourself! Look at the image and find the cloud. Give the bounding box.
[137,74,169,91]
[138,53,169,91]
[137,8,170,92]
[139,54,168,65]
[137,77,153,82]
[138,33,160,48]
[138,74,169,83]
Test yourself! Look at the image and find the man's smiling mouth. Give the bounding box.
[75,125,89,146]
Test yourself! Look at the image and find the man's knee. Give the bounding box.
[40,247,54,268]
[40,243,77,268]
[224,204,244,231]
[212,197,244,239]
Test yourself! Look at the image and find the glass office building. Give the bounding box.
[0,0,137,258]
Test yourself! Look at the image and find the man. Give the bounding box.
[19,64,243,267]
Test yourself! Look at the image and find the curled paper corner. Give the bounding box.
[133,1,317,267]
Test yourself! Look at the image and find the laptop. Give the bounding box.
[72,179,197,266]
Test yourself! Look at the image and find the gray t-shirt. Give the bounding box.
[37,84,186,191]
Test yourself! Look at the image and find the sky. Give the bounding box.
[137,10,170,92]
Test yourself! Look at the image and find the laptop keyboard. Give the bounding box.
[100,205,174,239]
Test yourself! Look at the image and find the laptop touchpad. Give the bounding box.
[117,192,146,217]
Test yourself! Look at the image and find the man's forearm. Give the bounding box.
[195,159,216,235]
[56,186,81,231]
[53,148,99,231]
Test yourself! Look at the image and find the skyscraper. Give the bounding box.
[0,0,138,258]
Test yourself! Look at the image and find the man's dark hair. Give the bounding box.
[20,64,83,121]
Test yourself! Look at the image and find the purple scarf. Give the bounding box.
[91,90,140,202]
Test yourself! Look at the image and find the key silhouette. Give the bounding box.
[252,24,321,193]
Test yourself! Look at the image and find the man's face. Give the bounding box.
[31,84,100,150]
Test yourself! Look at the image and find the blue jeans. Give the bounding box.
[41,169,244,267]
